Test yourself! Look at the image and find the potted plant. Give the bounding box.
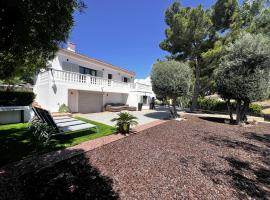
[111,112,138,134]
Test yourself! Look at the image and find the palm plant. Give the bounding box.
[111,112,138,134]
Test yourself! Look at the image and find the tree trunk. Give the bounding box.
[226,99,234,123]
[191,57,201,112]
[236,100,242,124]
[172,98,180,118]
[240,101,249,123]
[167,101,174,118]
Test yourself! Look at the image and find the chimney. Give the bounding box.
[67,42,76,52]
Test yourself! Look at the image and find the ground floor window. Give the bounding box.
[142,95,148,105]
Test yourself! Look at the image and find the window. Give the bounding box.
[79,66,97,76]
[123,77,128,83]
[108,74,112,79]
[142,96,148,105]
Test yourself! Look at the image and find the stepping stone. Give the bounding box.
[60,123,97,132]
[57,120,86,127]
[53,116,71,120]
[54,118,77,123]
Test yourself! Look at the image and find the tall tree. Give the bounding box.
[151,60,192,118]
[160,2,214,111]
[0,0,85,81]
[216,33,270,124]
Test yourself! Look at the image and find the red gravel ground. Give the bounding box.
[1,115,270,199]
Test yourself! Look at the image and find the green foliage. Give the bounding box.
[111,112,138,134]
[216,32,270,123]
[151,60,192,100]
[58,104,70,113]
[29,121,56,149]
[0,0,85,81]
[216,33,270,103]
[160,2,213,59]
[0,91,35,106]
[151,60,192,117]
[197,97,227,111]
[212,0,239,31]
[197,97,263,115]
[249,103,263,115]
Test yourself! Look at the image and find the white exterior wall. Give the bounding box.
[34,49,155,113]
[103,93,128,105]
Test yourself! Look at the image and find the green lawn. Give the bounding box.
[0,117,116,167]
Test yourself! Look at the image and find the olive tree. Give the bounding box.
[151,60,192,118]
[216,33,270,124]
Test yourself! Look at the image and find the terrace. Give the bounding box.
[36,69,153,94]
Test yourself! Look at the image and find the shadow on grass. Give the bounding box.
[0,148,119,200]
[202,134,270,198]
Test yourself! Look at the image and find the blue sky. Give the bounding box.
[69,0,217,79]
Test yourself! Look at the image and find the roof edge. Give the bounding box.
[58,48,136,76]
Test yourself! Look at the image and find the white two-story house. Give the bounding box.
[34,43,155,113]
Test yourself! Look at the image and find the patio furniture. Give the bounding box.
[32,106,98,134]
[105,103,137,112]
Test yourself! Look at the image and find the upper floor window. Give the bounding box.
[79,66,97,76]
[123,77,128,83]
[108,74,112,79]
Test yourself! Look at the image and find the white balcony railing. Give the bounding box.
[39,69,133,90]
[36,69,153,93]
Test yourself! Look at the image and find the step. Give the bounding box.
[54,118,76,123]
[57,120,86,127]
[60,123,96,132]
[51,112,72,117]
[53,116,72,120]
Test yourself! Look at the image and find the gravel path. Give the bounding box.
[1,116,270,199]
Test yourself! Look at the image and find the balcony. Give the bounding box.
[36,69,138,93]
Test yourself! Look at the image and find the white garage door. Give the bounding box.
[78,91,103,113]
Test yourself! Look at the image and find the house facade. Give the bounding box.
[34,43,155,113]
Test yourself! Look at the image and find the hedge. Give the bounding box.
[197,97,263,115]
[0,91,35,106]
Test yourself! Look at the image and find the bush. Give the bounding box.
[197,97,262,115]
[197,97,227,111]
[249,104,263,115]
[0,91,35,106]
[111,112,138,134]
[58,103,70,113]
[29,121,56,149]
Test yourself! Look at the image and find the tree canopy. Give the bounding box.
[0,0,85,82]
[151,60,192,118]
[216,33,270,123]
[160,2,215,111]
[212,0,238,31]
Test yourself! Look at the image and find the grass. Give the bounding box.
[0,117,116,167]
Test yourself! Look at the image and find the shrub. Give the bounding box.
[111,112,138,134]
[58,103,70,113]
[197,97,263,116]
[249,104,263,115]
[29,121,56,149]
[197,97,227,111]
[0,91,35,106]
